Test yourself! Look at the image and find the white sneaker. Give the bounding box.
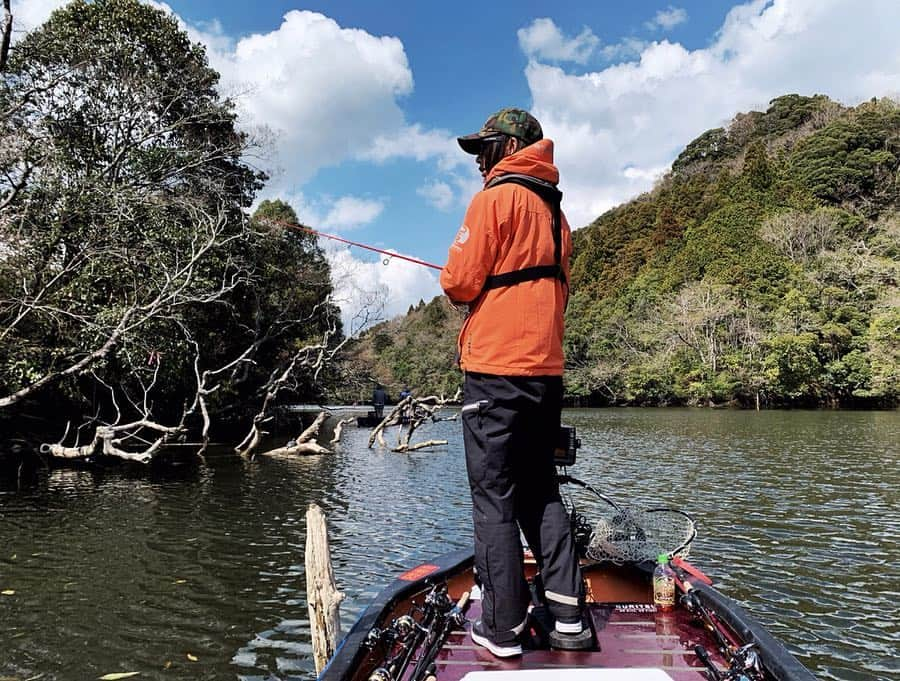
[554,619,584,635]
[470,621,523,658]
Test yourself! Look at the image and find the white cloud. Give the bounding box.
[452,171,485,207]
[645,6,689,31]
[518,18,599,64]
[279,191,384,232]
[205,10,415,190]
[325,246,441,334]
[601,38,648,62]
[185,9,465,201]
[358,123,463,171]
[623,164,669,182]
[9,0,65,36]
[322,197,385,230]
[417,181,454,211]
[415,163,485,214]
[524,0,900,229]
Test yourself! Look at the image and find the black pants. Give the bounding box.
[462,372,582,644]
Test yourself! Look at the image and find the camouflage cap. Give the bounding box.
[457,108,543,154]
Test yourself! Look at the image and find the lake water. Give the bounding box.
[1,409,897,681]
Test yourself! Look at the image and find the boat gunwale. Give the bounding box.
[317,548,474,681]
[318,549,817,681]
[687,579,817,681]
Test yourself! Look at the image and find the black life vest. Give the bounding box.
[481,173,567,293]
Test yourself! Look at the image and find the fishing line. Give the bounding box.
[261,217,444,271]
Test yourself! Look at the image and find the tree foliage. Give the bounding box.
[564,94,899,407]
[0,0,340,447]
[340,297,464,401]
[789,99,900,209]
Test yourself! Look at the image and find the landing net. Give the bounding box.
[558,475,696,565]
[586,503,696,565]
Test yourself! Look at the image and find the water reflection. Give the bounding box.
[1,409,897,680]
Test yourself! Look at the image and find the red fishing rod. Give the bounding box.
[262,217,444,271]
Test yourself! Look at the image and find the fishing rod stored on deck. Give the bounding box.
[680,578,764,681]
[363,583,469,681]
[408,590,470,681]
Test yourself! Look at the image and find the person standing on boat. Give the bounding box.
[372,383,388,418]
[441,108,587,657]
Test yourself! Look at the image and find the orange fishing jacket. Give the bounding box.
[440,139,571,376]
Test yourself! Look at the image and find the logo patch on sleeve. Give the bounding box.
[455,225,470,245]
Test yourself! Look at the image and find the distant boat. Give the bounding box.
[283,404,369,414]
[356,412,410,428]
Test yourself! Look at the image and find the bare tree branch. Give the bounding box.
[329,417,355,445]
[0,206,236,408]
[236,307,349,459]
[258,411,332,457]
[368,390,460,452]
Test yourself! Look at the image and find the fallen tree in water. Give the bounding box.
[255,408,356,458]
[234,314,349,460]
[36,306,347,464]
[368,390,460,452]
[40,421,181,464]
[259,411,333,457]
[330,417,356,445]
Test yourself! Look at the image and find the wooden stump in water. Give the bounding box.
[305,503,344,675]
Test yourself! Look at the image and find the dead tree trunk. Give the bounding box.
[395,390,459,451]
[1,0,11,73]
[259,411,332,457]
[305,503,343,675]
[235,315,347,459]
[330,417,355,445]
[367,395,413,448]
[40,420,184,464]
[393,439,447,453]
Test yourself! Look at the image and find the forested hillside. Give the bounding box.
[351,95,899,408]
[337,297,465,403]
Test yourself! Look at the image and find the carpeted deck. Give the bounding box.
[428,599,728,681]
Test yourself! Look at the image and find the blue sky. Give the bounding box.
[17,0,900,330]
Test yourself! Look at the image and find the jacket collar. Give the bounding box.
[485,138,559,186]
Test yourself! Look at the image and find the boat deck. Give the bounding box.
[430,599,727,680]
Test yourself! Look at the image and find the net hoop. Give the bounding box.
[559,475,697,565]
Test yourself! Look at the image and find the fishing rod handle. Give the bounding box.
[695,644,722,681]
[455,590,470,610]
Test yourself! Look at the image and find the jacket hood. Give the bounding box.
[485,138,559,186]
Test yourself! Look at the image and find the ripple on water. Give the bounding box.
[1,409,898,681]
